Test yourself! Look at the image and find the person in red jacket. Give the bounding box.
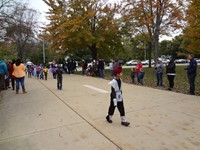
[135,60,143,85]
[8,60,16,90]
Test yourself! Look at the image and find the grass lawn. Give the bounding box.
[104,66,200,96]
[77,65,199,95]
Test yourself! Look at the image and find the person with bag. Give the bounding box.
[106,66,130,127]
[12,59,27,94]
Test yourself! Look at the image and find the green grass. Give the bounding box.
[104,66,200,96]
[76,65,199,95]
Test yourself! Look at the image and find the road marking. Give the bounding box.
[83,85,109,94]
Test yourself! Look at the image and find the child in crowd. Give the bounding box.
[56,66,63,90]
[130,67,135,84]
[40,68,44,80]
[36,66,41,79]
[106,66,130,127]
[86,65,93,76]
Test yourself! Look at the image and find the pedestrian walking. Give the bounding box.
[185,54,197,95]
[40,68,44,80]
[135,60,143,85]
[27,65,32,78]
[56,66,63,90]
[36,65,41,79]
[166,57,176,91]
[8,60,16,90]
[155,58,164,87]
[0,60,8,91]
[82,60,87,76]
[12,59,27,94]
[106,66,130,127]
[130,67,135,84]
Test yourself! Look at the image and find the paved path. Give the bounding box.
[0,74,200,150]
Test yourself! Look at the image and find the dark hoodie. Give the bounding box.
[166,59,176,74]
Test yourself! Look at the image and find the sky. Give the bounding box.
[27,0,49,25]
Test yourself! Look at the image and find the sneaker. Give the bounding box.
[106,115,112,123]
[121,122,130,127]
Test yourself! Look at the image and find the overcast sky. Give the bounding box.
[27,0,49,24]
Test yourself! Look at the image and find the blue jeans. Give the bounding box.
[156,73,163,86]
[99,69,105,78]
[82,68,85,76]
[16,77,25,91]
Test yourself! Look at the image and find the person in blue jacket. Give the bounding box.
[0,60,8,91]
[186,54,197,95]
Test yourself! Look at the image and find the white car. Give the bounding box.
[162,59,170,64]
[195,58,200,63]
[126,60,138,66]
[141,59,155,65]
[175,59,188,64]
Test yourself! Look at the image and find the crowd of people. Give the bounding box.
[129,54,197,95]
[0,54,198,95]
[81,59,106,78]
[0,59,27,94]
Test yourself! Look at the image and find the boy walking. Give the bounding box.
[106,66,130,127]
[56,66,63,90]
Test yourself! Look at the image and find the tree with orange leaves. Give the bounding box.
[183,0,200,55]
[42,0,123,60]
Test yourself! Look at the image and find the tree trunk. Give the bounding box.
[154,28,159,64]
[88,44,97,60]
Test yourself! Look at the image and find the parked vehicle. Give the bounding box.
[195,58,200,63]
[162,59,170,64]
[141,59,155,65]
[126,60,138,66]
[118,60,125,65]
[174,59,188,64]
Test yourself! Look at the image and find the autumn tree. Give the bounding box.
[0,0,40,60]
[122,0,185,67]
[183,0,200,55]
[43,0,123,60]
[5,1,39,60]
